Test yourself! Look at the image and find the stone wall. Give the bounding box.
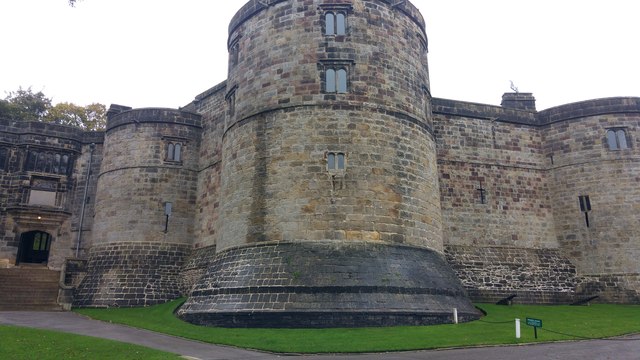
[445,245,577,304]
[433,99,556,249]
[179,244,216,295]
[541,99,640,301]
[179,241,480,328]
[73,242,189,307]
[192,83,226,249]
[0,119,104,268]
[92,108,202,245]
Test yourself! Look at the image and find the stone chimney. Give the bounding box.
[106,104,133,121]
[501,93,536,112]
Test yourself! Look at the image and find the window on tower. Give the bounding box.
[327,151,346,171]
[325,68,348,93]
[325,12,346,36]
[606,128,629,150]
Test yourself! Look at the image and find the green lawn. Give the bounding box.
[0,325,181,360]
[75,300,640,353]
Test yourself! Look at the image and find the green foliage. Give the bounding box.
[1,86,106,131]
[0,87,51,121]
[45,102,106,131]
[75,300,640,353]
[0,325,181,360]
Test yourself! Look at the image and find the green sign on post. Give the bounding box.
[526,317,543,339]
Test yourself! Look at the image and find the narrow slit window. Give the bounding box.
[325,69,336,92]
[336,13,346,35]
[174,143,182,162]
[336,69,347,93]
[325,13,335,36]
[579,195,592,228]
[616,129,628,149]
[327,153,335,169]
[337,153,345,169]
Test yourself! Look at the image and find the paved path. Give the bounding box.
[1,311,639,360]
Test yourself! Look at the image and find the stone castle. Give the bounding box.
[0,0,638,327]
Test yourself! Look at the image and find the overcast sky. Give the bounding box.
[1,0,639,111]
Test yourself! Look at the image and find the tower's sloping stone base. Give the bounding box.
[178,241,480,328]
[73,242,189,307]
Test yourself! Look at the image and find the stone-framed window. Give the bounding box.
[228,36,241,69]
[226,86,237,117]
[325,11,346,36]
[320,60,353,94]
[327,151,346,171]
[320,4,352,36]
[28,176,60,207]
[24,149,72,176]
[163,137,188,164]
[166,142,182,162]
[325,68,348,93]
[606,128,629,150]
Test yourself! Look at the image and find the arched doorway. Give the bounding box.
[17,231,52,265]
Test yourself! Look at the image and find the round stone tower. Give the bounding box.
[74,108,201,307]
[178,0,479,327]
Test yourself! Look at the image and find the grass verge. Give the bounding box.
[75,300,640,353]
[0,325,181,360]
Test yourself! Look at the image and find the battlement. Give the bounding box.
[537,97,640,124]
[105,106,202,131]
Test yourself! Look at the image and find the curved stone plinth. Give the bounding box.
[73,242,189,307]
[178,241,480,328]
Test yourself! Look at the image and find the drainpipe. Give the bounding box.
[75,143,95,258]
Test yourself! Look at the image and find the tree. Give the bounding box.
[1,87,106,131]
[0,87,51,121]
[45,102,106,131]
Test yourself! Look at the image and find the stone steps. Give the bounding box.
[0,268,63,311]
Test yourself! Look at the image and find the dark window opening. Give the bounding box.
[17,231,52,265]
[25,150,73,176]
[579,195,592,228]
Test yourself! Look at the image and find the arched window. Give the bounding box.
[166,142,183,162]
[606,129,629,150]
[174,143,182,162]
[325,69,336,92]
[336,69,347,93]
[327,152,346,171]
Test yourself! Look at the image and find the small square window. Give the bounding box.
[327,152,346,171]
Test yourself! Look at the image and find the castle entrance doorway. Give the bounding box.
[17,231,52,265]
